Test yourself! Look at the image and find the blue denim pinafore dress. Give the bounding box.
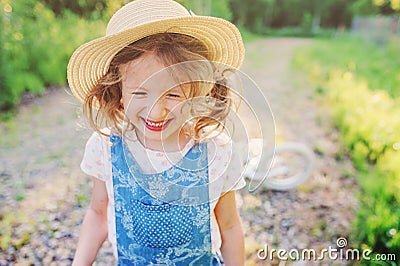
[110,134,222,265]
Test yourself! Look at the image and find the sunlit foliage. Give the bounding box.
[0,0,105,110]
[294,36,400,262]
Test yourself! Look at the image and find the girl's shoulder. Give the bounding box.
[81,128,112,181]
[203,130,231,148]
[85,128,112,149]
[203,131,236,159]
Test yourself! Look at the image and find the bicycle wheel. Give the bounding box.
[262,142,314,190]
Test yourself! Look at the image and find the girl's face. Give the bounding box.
[121,52,191,151]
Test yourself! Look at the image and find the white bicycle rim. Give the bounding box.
[262,142,314,190]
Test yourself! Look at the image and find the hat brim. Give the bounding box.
[67,16,245,103]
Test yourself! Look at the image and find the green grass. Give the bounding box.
[295,34,400,98]
[238,26,263,43]
[293,34,400,263]
[263,27,337,38]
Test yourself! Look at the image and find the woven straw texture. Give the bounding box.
[67,0,245,103]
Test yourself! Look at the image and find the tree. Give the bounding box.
[351,0,380,15]
[351,0,400,15]
[40,0,107,19]
[374,0,400,11]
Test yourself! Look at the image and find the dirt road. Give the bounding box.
[239,38,358,265]
[0,38,358,265]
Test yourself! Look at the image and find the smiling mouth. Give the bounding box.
[142,118,171,132]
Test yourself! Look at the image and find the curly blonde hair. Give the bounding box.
[84,33,233,140]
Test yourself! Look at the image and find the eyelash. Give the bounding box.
[130,92,184,99]
[166,93,182,98]
[131,91,147,96]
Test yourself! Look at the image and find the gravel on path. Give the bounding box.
[0,38,358,266]
[239,38,358,265]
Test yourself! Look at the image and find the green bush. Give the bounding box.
[210,0,232,21]
[294,35,400,263]
[294,35,400,98]
[262,27,336,38]
[0,0,105,111]
[0,3,7,109]
[238,26,262,43]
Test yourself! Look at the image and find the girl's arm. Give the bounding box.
[72,177,109,266]
[214,190,245,266]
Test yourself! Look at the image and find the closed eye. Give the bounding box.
[166,93,183,98]
[131,91,147,96]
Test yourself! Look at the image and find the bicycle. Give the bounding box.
[242,138,315,192]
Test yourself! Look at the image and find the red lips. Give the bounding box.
[142,118,171,132]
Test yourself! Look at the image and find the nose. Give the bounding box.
[147,97,167,120]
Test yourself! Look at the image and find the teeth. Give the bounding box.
[146,120,166,127]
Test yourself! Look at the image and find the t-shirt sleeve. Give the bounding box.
[221,142,246,192]
[80,131,110,182]
[209,134,246,193]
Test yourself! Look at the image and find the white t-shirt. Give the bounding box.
[81,129,246,258]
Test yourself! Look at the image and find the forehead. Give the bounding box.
[121,52,212,95]
[121,52,173,88]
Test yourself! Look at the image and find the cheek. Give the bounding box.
[170,101,192,120]
[122,94,137,109]
[121,98,139,117]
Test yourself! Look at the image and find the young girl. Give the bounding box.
[67,0,246,265]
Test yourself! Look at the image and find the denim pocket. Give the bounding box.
[131,200,193,248]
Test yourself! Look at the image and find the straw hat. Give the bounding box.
[67,0,245,103]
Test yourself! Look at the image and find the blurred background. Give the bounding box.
[0,0,399,265]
